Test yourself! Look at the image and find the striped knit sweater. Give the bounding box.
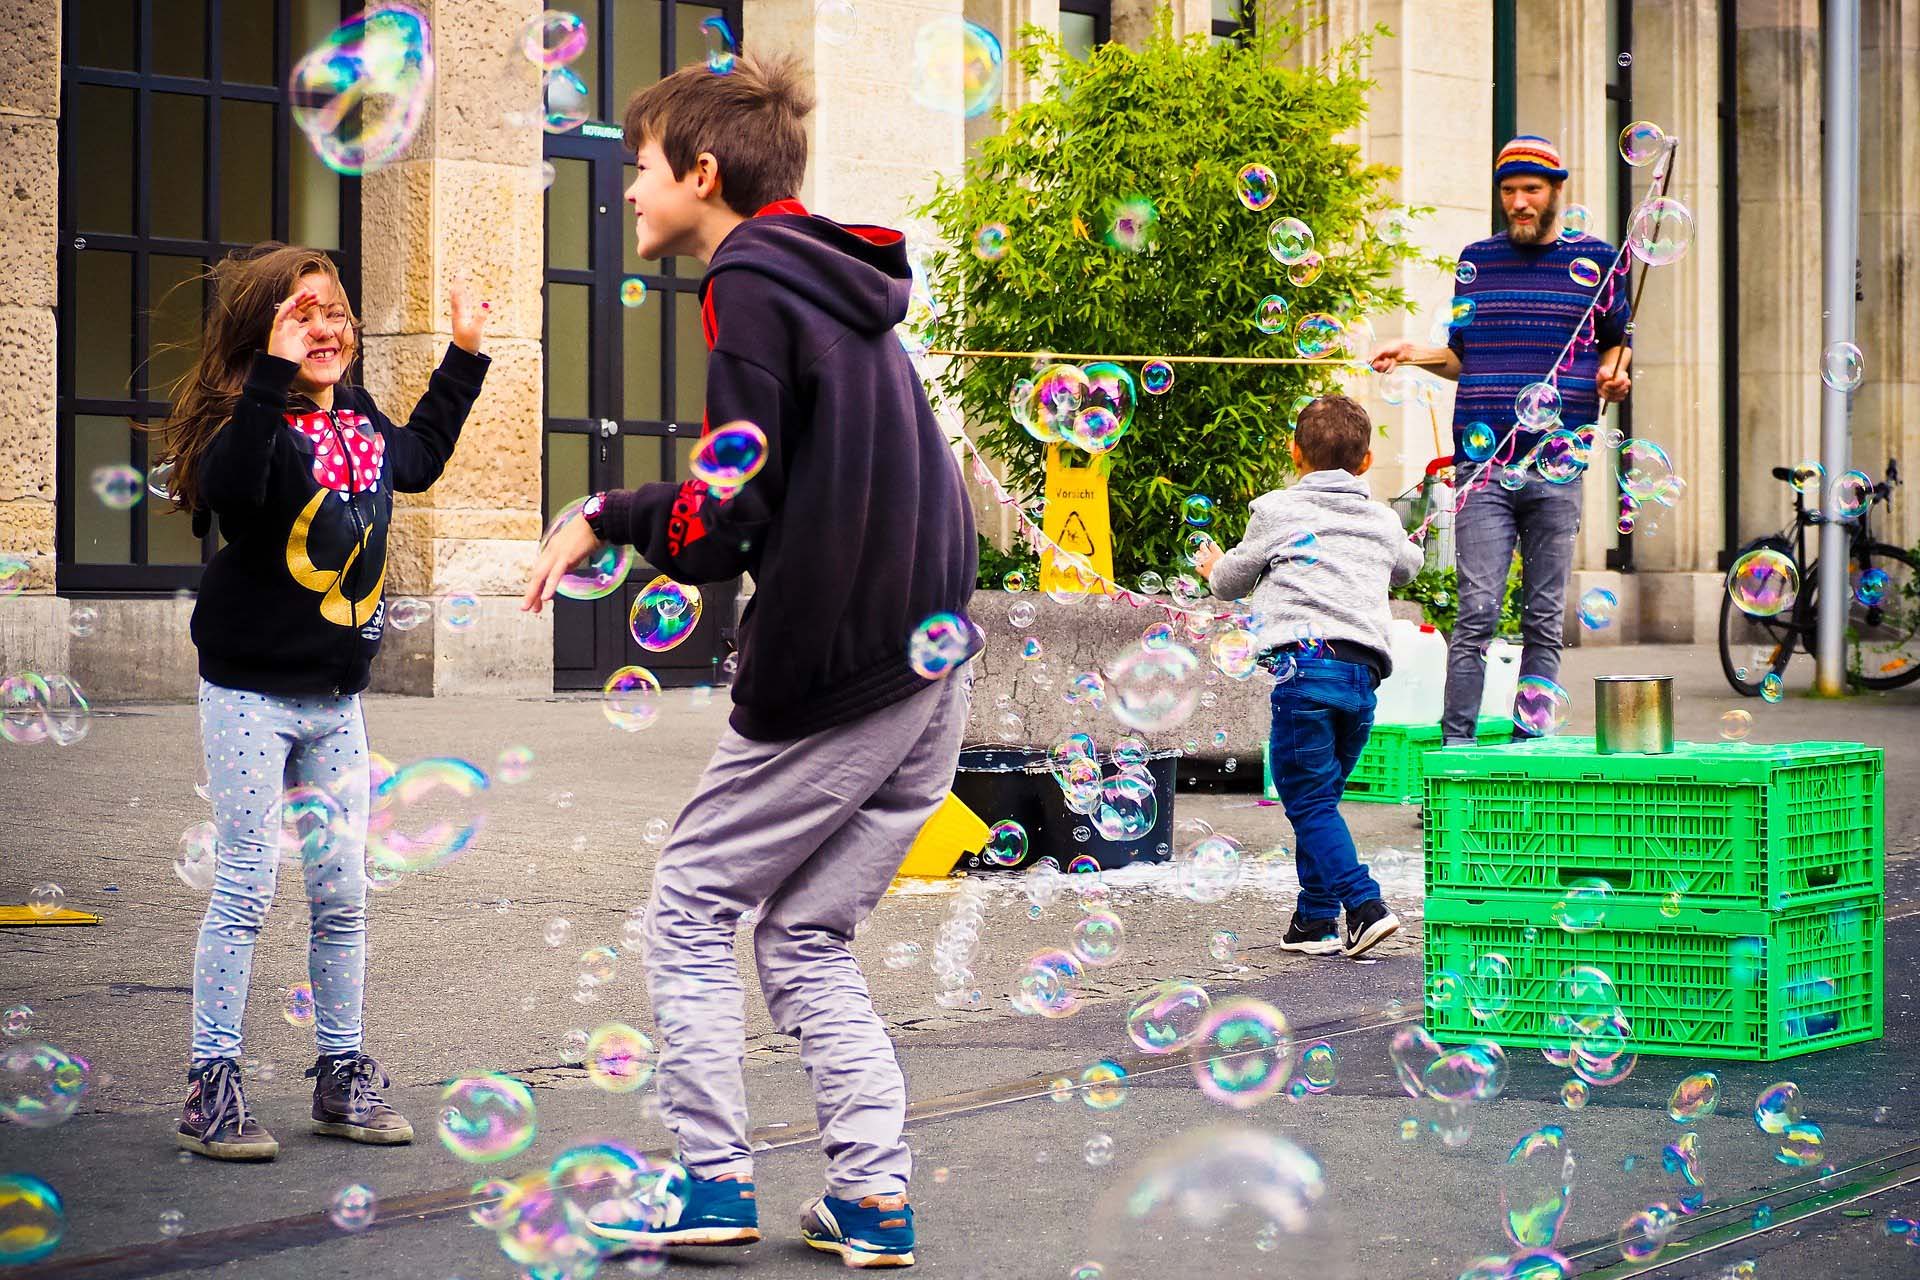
[1446,232,1632,461]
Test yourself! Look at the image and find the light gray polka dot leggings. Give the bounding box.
[192,679,370,1063]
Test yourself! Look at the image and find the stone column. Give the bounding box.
[1856,0,1920,550]
[0,3,63,673]
[1731,3,1821,550]
[1112,0,1211,47]
[359,0,552,695]
[1611,0,1725,642]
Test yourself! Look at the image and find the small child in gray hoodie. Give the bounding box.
[1197,394,1424,958]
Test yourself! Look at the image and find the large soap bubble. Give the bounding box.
[289,4,434,176]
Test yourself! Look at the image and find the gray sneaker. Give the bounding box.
[176,1058,279,1160]
[308,1052,414,1144]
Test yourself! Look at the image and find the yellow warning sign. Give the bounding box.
[1039,445,1114,594]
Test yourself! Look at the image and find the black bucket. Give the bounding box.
[1028,750,1178,872]
[951,746,1049,873]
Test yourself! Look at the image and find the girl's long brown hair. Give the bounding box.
[152,243,360,513]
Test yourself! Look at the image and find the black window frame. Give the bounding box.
[56,0,361,595]
[1604,0,1635,571]
[1211,0,1251,45]
[1058,0,1111,55]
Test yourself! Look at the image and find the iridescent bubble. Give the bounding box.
[585,1023,656,1093]
[283,981,316,1028]
[0,553,29,598]
[1727,548,1799,618]
[1236,163,1277,211]
[1092,772,1157,841]
[521,11,587,68]
[700,15,736,73]
[1449,296,1478,328]
[440,591,479,631]
[542,66,589,132]
[1176,834,1242,903]
[1,1006,31,1038]
[541,497,634,601]
[1853,566,1890,607]
[290,6,434,175]
[0,1174,64,1264]
[1468,953,1514,1020]
[1101,1128,1324,1248]
[1616,1204,1680,1263]
[1754,1081,1803,1134]
[1502,1125,1574,1247]
[1619,119,1667,166]
[1513,676,1571,737]
[1103,194,1159,253]
[1821,341,1864,392]
[1295,313,1343,359]
[1562,204,1592,237]
[1627,196,1694,266]
[1026,363,1091,440]
[1084,1133,1115,1166]
[971,221,1010,262]
[1071,911,1124,967]
[1210,627,1258,680]
[1515,380,1562,429]
[1002,570,1027,593]
[1255,294,1290,335]
[1533,429,1589,484]
[279,784,344,865]
[1188,998,1292,1108]
[329,1183,377,1231]
[1561,1079,1589,1109]
[983,819,1029,867]
[1777,1120,1824,1167]
[1015,948,1084,1018]
[1081,1059,1128,1111]
[158,1208,185,1237]
[1568,257,1602,288]
[365,757,488,873]
[1208,929,1239,964]
[642,817,670,846]
[1387,1026,1442,1098]
[1662,1131,1703,1203]
[1831,470,1874,518]
[1141,360,1175,395]
[619,276,648,308]
[1462,422,1497,462]
[1009,599,1037,628]
[1376,209,1413,245]
[0,1042,89,1129]
[908,17,1003,118]
[1021,636,1044,661]
[386,596,431,629]
[1182,494,1214,527]
[1299,1042,1337,1094]
[1455,260,1478,284]
[1578,588,1618,630]
[1619,438,1676,503]
[1554,876,1613,933]
[438,1073,538,1163]
[90,464,144,511]
[1426,967,1465,1016]
[909,612,974,679]
[1266,217,1314,266]
[1423,1041,1510,1103]
[629,576,703,652]
[1107,641,1200,732]
[602,665,663,731]
[1668,1071,1720,1123]
[1066,404,1125,455]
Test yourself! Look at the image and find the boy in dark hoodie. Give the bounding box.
[524,53,977,1269]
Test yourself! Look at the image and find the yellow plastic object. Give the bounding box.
[1039,445,1115,593]
[896,792,989,879]
[0,907,101,927]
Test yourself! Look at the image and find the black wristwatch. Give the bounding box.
[582,492,609,540]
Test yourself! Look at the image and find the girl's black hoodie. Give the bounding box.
[189,345,489,697]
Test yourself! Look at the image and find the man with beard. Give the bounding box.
[1372,134,1633,744]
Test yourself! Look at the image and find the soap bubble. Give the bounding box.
[1294,313,1343,359]
[1423,1041,1510,1104]
[1455,260,1478,283]
[0,1042,90,1128]
[1831,470,1874,519]
[1578,588,1618,630]
[1462,422,1498,462]
[1014,949,1083,1019]
[585,1023,655,1093]
[1072,912,1124,967]
[1266,217,1314,266]
[329,1183,377,1232]
[1776,1119,1824,1167]
[541,497,634,601]
[1095,1127,1325,1253]
[1125,982,1212,1053]
[1079,360,1138,436]
[1853,566,1890,607]
[1235,163,1277,211]
[1092,773,1157,841]
[971,222,1010,262]
[602,665,663,731]
[0,1174,64,1263]
[1255,294,1290,335]
[26,882,65,917]
[1567,257,1602,288]
[1,1006,31,1038]
[365,757,489,874]
[521,11,587,67]
[1182,494,1214,527]
[1533,429,1588,484]
[1627,196,1694,266]
[1760,671,1784,703]
[1515,380,1562,429]
[1562,204,1592,237]
[1081,1059,1128,1110]
[629,576,703,652]
[1821,341,1864,392]
[1512,676,1570,737]
[1727,547,1799,618]
[1718,709,1754,740]
[909,17,1003,118]
[289,5,434,175]
[1616,1204,1680,1263]
[1619,438,1676,503]
[438,1073,537,1163]
[1502,1126,1574,1247]
[1107,642,1200,732]
[1561,1080,1589,1109]
[1619,119,1667,165]
[1298,1042,1337,1094]
[1026,363,1090,441]
[542,67,589,132]
[1468,953,1515,1020]
[909,613,974,679]
[1176,834,1241,903]
[1188,998,1292,1108]
[1141,360,1175,395]
[1754,1081,1803,1134]
[90,464,144,510]
[283,981,316,1027]
[1668,1071,1720,1122]
[700,14,736,73]
[1376,209,1413,245]
[1450,296,1478,328]
[618,276,648,308]
[1103,195,1159,253]
[440,591,479,631]
[983,819,1029,868]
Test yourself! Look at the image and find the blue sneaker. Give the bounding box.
[586,1174,761,1248]
[800,1192,915,1268]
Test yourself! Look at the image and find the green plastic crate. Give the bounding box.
[1263,717,1510,805]
[1422,738,1883,910]
[1423,892,1884,1061]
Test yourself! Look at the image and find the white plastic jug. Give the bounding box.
[1373,619,1448,724]
[1478,639,1522,721]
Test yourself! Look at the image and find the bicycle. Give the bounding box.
[1718,458,1920,694]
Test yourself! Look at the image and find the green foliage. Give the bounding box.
[916,10,1432,580]
[976,532,1040,589]
[1389,557,1525,635]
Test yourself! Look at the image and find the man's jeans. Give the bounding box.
[1268,656,1384,921]
[1442,474,1584,744]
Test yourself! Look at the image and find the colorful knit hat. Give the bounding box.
[1494,134,1568,182]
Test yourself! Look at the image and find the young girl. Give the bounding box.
[156,242,488,1160]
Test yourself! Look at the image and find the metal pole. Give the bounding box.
[1816,0,1861,697]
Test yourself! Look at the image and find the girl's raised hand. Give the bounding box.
[450,278,490,354]
[268,289,320,364]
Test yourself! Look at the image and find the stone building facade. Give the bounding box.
[0,0,1914,696]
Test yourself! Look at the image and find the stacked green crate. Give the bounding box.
[1262,716,1510,805]
[1420,738,1885,1061]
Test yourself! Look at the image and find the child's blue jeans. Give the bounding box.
[1267,654,1385,922]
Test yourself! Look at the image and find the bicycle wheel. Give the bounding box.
[1718,538,1800,696]
[1797,543,1920,689]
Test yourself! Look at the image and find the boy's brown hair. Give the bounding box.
[1293,393,1373,473]
[621,52,814,217]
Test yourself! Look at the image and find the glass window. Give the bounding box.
[615,1,664,101]
[151,0,208,78]
[71,86,136,235]
[547,158,593,272]
[674,291,705,423]
[672,434,697,480]
[1061,12,1097,61]
[221,100,275,245]
[676,4,727,70]
[72,4,136,71]
[151,94,209,240]
[74,252,134,400]
[547,284,591,419]
[222,6,275,84]
[71,416,133,564]
[290,128,343,250]
[147,255,206,401]
[624,436,665,488]
[147,490,204,564]
[547,433,590,519]
[623,291,664,421]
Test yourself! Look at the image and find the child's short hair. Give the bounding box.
[1294,394,1373,472]
[621,52,814,217]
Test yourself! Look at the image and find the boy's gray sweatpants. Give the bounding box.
[643,670,970,1198]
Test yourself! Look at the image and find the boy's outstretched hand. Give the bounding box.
[450,278,490,354]
[1192,539,1223,580]
[522,514,602,615]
